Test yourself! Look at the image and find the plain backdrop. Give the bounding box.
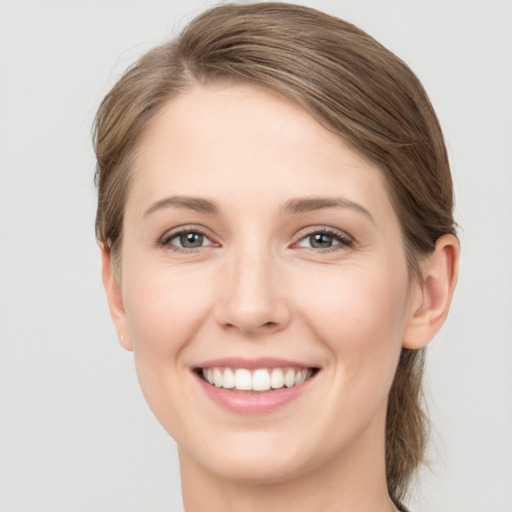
[1,1,511,511]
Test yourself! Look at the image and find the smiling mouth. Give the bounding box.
[195,367,319,392]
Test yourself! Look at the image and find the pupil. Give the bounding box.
[180,232,203,248]
[310,233,332,248]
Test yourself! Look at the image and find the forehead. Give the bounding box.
[127,83,393,218]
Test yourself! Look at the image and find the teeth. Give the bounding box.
[235,369,252,390]
[223,368,235,389]
[300,369,311,383]
[201,367,314,391]
[252,369,271,391]
[270,368,284,389]
[295,369,310,385]
[284,368,295,387]
[213,368,223,387]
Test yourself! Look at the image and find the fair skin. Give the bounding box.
[102,84,459,512]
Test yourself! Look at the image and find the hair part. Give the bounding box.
[94,3,456,506]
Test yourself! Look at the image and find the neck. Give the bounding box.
[179,410,399,512]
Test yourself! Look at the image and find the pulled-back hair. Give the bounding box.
[94,3,456,506]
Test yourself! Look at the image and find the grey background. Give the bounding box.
[1,1,511,511]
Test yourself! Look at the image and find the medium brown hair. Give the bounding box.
[94,2,456,506]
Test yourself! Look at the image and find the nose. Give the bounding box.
[214,245,291,337]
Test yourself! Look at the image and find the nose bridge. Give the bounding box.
[216,236,289,335]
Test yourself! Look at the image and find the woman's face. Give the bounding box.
[108,84,420,483]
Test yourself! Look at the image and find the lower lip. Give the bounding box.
[194,372,315,415]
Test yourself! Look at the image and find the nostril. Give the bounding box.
[222,320,279,333]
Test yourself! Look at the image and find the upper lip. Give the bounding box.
[194,357,317,370]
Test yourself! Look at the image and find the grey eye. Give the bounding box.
[178,232,205,248]
[308,233,336,248]
[297,232,341,249]
[161,228,215,251]
[295,229,353,251]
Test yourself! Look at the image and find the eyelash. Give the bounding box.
[294,227,354,253]
[158,227,354,254]
[159,227,216,253]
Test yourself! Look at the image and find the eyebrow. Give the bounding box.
[284,197,375,223]
[143,195,374,223]
[143,196,219,217]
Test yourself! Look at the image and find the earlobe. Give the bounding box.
[402,234,460,350]
[101,246,133,351]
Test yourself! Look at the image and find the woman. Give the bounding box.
[94,3,459,511]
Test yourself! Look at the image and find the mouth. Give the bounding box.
[194,366,320,392]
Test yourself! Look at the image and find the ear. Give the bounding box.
[101,246,133,351]
[402,234,460,349]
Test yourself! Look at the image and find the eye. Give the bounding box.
[295,229,353,251]
[161,229,215,251]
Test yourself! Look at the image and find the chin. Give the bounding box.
[179,427,334,485]
[203,453,313,485]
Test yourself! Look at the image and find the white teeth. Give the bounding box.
[201,367,314,391]
[294,369,310,385]
[300,369,311,384]
[222,368,235,389]
[213,368,223,387]
[270,368,285,389]
[284,368,295,387]
[235,369,252,390]
[252,369,271,391]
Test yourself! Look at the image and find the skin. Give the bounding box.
[102,84,459,511]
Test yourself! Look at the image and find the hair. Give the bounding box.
[94,2,456,507]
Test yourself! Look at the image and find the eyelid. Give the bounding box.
[292,226,354,250]
[159,224,220,251]
[157,224,354,253]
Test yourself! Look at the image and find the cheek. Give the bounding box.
[297,262,409,401]
[301,261,409,339]
[122,259,213,357]
[120,260,216,437]
[121,257,216,417]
